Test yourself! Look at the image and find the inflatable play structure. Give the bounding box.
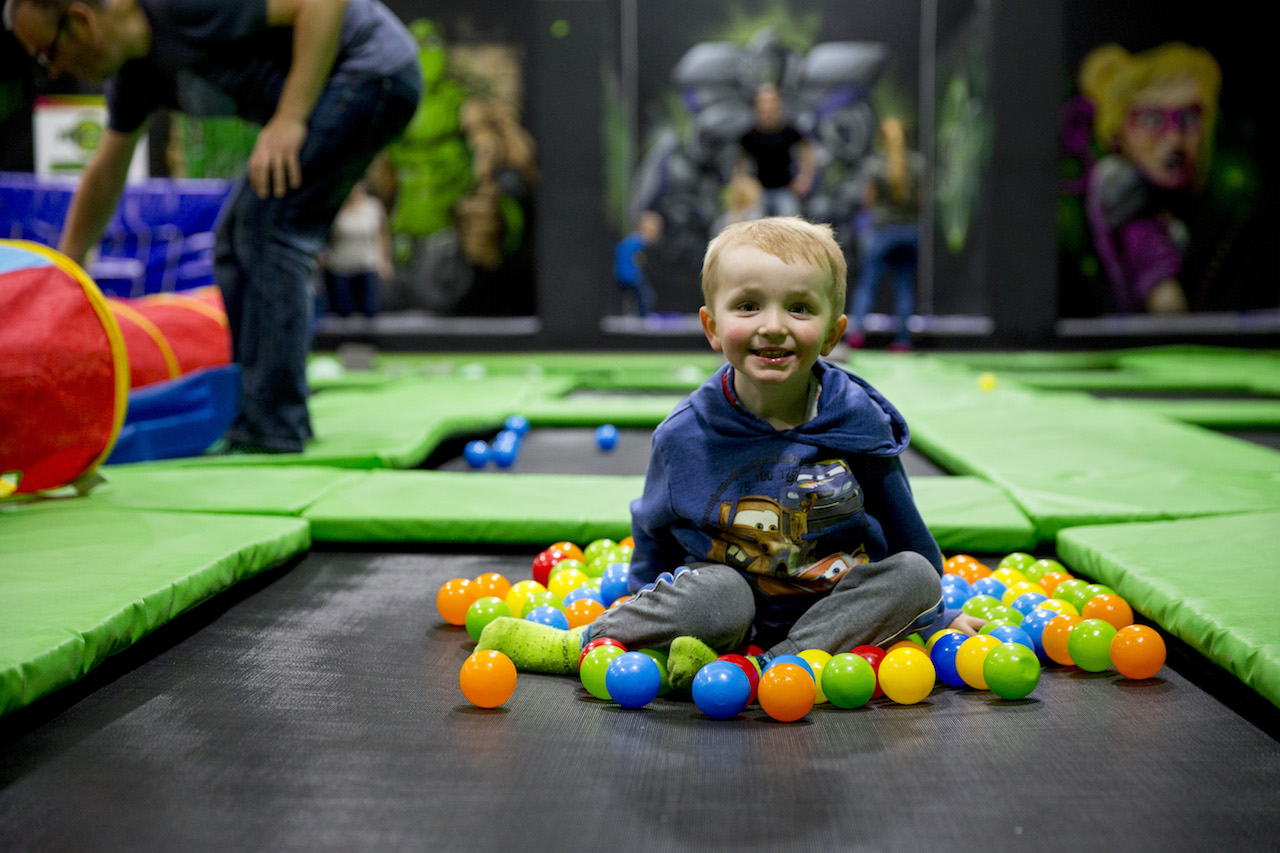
[0,239,237,498]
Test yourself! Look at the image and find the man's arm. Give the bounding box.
[58,126,145,266]
[251,0,349,198]
[790,137,816,198]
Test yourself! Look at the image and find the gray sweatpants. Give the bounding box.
[586,551,944,660]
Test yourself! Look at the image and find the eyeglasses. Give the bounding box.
[1126,104,1204,135]
[34,8,70,69]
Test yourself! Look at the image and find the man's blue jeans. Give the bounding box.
[849,224,918,345]
[215,66,420,451]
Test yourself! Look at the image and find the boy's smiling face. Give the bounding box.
[700,245,847,425]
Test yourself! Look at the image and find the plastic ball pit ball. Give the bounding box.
[1041,615,1083,666]
[525,604,570,630]
[459,650,517,708]
[821,653,877,708]
[1110,625,1167,680]
[564,598,605,629]
[605,652,662,709]
[464,596,512,642]
[982,642,1042,700]
[580,637,627,668]
[757,663,815,722]
[1081,594,1135,631]
[716,654,760,704]
[1067,618,1118,672]
[929,632,968,687]
[580,645,626,700]
[437,578,478,626]
[463,441,490,469]
[595,424,620,450]
[691,660,752,719]
[851,645,887,698]
[472,572,512,600]
[956,635,1002,690]
[878,646,936,705]
[797,649,833,703]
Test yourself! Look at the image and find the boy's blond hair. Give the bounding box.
[702,217,847,315]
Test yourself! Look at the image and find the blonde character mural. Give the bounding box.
[1078,42,1221,314]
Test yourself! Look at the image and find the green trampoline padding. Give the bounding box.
[0,507,310,716]
[71,465,362,515]
[1114,398,1280,429]
[847,353,1280,542]
[1057,512,1280,708]
[300,470,1036,553]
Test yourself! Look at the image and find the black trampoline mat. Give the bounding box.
[4,548,1279,853]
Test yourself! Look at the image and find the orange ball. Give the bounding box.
[564,598,605,628]
[1041,614,1083,666]
[1081,594,1134,631]
[549,540,585,562]
[1110,624,1166,680]
[608,594,633,609]
[618,536,635,549]
[944,554,976,574]
[459,650,517,708]
[1039,571,1074,596]
[436,577,478,626]
[472,572,512,600]
[757,663,815,722]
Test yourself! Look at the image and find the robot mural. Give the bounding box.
[629,29,891,299]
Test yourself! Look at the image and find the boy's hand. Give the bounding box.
[948,613,987,636]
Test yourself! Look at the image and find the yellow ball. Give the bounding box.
[926,628,960,653]
[991,567,1028,587]
[548,568,589,599]
[505,579,545,616]
[956,635,1002,690]
[1002,581,1048,607]
[798,649,833,704]
[878,647,936,704]
[1039,597,1081,618]
[977,371,998,391]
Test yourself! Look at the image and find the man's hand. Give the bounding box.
[249,115,308,198]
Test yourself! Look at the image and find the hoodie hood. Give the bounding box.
[686,359,909,457]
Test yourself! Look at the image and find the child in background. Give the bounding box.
[322,181,393,318]
[479,217,982,688]
[613,211,663,317]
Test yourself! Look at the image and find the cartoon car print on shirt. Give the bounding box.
[707,495,806,577]
[781,459,863,527]
[755,549,870,597]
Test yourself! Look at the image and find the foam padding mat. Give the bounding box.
[0,506,310,715]
[1056,511,1280,709]
[847,353,1280,541]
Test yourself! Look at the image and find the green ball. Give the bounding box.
[984,604,1024,625]
[979,619,1019,636]
[549,558,585,579]
[1057,582,1095,614]
[520,590,563,617]
[1026,558,1064,582]
[1067,618,1118,672]
[582,538,617,564]
[962,594,1001,619]
[821,653,877,709]
[1085,583,1117,599]
[580,645,625,700]
[464,596,511,642]
[998,552,1035,573]
[983,642,1042,700]
[637,648,672,696]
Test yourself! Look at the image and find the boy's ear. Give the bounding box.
[821,314,849,355]
[699,306,723,352]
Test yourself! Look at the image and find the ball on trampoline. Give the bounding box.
[983,642,1042,700]
[1066,618,1118,672]
[459,650,517,708]
[638,648,673,696]
[472,572,512,600]
[580,637,627,668]
[436,577,478,626]
[564,598,605,628]
[757,663,816,722]
[1110,624,1166,680]
[977,371,998,391]
[525,604,570,630]
[821,652,877,708]
[599,562,631,606]
[562,587,604,608]
[520,590,563,618]
[1081,593,1135,631]
[490,431,520,468]
[851,644,887,698]
[929,631,968,687]
[605,652,662,709]
[797,649,833,703]
[595,424,620,451]
[465,596,512,642]
[691,660,752,719]
[504,414,531,436]
[1019,607,1060,658]
[463,440,490,469]
[549,540,586,562]
[580,645,626,700]
[956,634,1002,690]
[878,646,936,705]
[998,551,1036,573]
[986,623,1035,651]
[548,567,589,599]
[505,579,546,617]
[765,653,814,680]
[1041,614,1083,666]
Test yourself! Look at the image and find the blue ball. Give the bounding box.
[595,424,619,451]
[943,579,974,610]
[1011,591,1049,617]
[504,414,531,436]
[463,440,490,469]
[562,587,604,607]
[764,654,814,680]
[525,605,569,630]
[605,652,662,709]
[691,660,752,719]
[971,576,1008,600]
[987,624,1035,651]
[599,562,631,606]
[491,430,520,468]
[1019,608,1060,658]
[930,631,968,687]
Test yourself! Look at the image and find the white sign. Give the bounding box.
[33,95,148,181]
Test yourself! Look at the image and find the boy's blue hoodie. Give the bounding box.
[629,358,945,631]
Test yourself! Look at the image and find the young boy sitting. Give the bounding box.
[478,216,983,688]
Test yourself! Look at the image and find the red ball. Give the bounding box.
[579,637,626,669]
[851,644,887,698]
[531,549,561,587]
[716,653,760,704]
